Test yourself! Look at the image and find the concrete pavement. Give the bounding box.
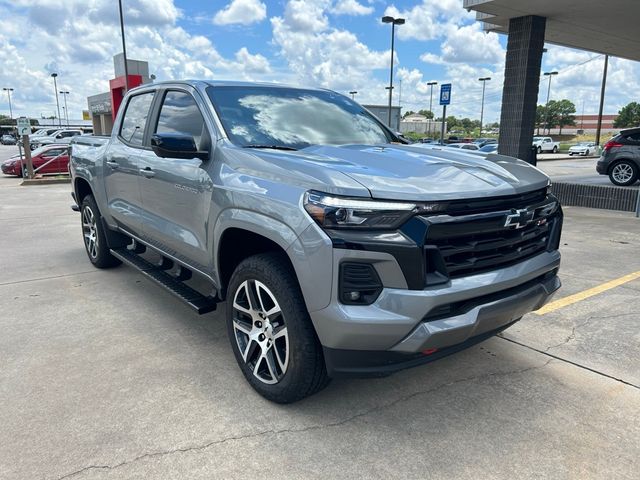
[0,148,639,479]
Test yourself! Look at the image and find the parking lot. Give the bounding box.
[537,155,640,188]
[1,144,639,479]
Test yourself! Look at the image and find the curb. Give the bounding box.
[21,177,71,186]
[551,182,639,212]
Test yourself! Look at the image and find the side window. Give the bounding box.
[44,148,64,157]
[155,91,208,150]
[120,92,155,146]
[624,133,640,143]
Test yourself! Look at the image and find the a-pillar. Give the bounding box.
[498,15,546,162]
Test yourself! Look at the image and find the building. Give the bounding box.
[362,105,402,132]
[399,113,446,136]
[464,0,640,158]
[87,53,153,135]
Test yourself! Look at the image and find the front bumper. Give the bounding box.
[322,268,560,377]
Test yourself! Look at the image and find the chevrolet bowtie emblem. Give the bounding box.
[504,209,535,229]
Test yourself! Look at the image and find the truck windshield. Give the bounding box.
[206,86,392,149]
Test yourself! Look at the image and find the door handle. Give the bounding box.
[106,160,119,169]
[140,167,155,178]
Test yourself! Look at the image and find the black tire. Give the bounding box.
[80,195,121,268]
[552,145,558,153]
[585,149,590,156]
[20,166,26,178]
[608,160,639,187]
[226,252,329,403]
[537,146,542,154]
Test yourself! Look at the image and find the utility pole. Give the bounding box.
[478,77,491,137]
[60,91,70,126]
[382,15,405,129]
[427,81,437,137]
[2,88,14,120]
[51,73,62,128]
[118,0,130,92]
[543,71,558,135]
[595,54,609,146]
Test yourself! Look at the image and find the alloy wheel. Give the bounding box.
[612,163,634,184]
[232,279,289,385]
[82,206,99,259]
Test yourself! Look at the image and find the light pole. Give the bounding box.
[349,90,357,100]
[51,73,62,128]
[478,77,491,137]
[2,88,14,120]
[59,90,70,126]
[543,71,558,135]
[427,81,437,137]
[118,0,130,92]
[382,15,405,129]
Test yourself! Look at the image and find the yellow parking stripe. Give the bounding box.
[535,270,640,315]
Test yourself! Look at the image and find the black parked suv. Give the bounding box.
[596,127,640,186]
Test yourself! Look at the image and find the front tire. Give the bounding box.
[609,160,639,186]
[80,195,121,268]
[226,252,329,403]
[537,146,542,154]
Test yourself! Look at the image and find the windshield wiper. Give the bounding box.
[242,144,298,151]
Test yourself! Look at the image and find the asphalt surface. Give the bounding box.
[1,144,639,479]
[537,154,639,188]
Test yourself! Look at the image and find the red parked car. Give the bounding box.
[1,144,69,177]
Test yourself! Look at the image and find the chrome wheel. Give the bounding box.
[82,206,98,259]
[232,279,289,385]
[612,163,634,184]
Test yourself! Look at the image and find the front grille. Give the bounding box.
[426,217,554,279]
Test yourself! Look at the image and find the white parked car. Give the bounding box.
[532,136,560,153]
[568,142,599,156]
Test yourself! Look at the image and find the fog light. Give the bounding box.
[339,262,383,305]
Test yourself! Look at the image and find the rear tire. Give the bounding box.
[80,195,121,268]
[552,145,558,153]
[609,161,639,186]
[226,252,329,403]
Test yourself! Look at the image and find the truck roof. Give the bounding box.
[131,79,328,93]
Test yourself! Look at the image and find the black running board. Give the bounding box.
[110,247,218,314]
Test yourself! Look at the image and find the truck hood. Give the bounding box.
[245,144,550,201]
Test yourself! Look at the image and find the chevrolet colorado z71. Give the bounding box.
[70,81,562,403]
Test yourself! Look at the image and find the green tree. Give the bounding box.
[613,102,640,128]
[554,99,576,134]
[402,110,415,119]
[418,109,434,119]
[535,105,546,135]
[446,116,459,131]
[542,100,561,134]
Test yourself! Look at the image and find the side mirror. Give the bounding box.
[151,133,208,160]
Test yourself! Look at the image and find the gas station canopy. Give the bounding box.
[464,0,640,61]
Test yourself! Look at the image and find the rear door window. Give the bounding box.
[120,92,155,147]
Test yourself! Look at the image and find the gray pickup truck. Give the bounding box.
[70,81,562,403]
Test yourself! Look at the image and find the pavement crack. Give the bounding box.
[498,335,640,390]
[54,361,551,479]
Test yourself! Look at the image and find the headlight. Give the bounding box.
[303,191,422,229]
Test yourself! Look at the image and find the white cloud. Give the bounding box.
[271,1,389,91]
[213,0,266,26]
[331,0,374,16]
[234,47,271,74]
[384,0,474,41]
[421,24,504,65]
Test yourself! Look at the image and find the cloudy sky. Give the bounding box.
[0,0,638,123]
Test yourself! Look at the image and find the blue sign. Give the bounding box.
[439,83,452,105]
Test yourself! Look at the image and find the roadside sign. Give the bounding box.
[16,117,30,136]
[439,84,451,105]
[82,110,91,121]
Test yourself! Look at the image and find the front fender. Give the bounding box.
[213,209,333,312]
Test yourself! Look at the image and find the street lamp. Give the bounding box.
[382,15,405,129]
[51,73,62,128]
[427,81,437,136]
[59,90,70,126]
[543,71,558,134]
[478,77,491,137]
[349,90,358,100]
[2,88,13,120]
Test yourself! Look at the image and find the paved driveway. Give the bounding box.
[0,160,639,479]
